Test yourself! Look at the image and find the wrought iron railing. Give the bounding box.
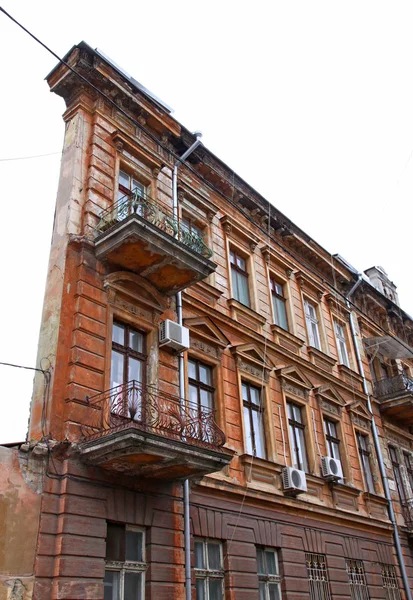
[95,190,213,259]
[373,374,413,400]
[82,380,226,450]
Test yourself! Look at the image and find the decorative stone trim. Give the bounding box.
[184,280,223,308]
[363,492,389,521]
[275,365,313,400]
[271,323,305,355]
[227,298,266,332]
[184,316,230,361]
[231,343,274,382]
[220,214,260,251]
[337,364,364,391]
[240,453,280,489]
[347,400,372,431]
[295,269,325,299]
[308,347,336,373]
[332,483,361,512]
[112,129,164,171]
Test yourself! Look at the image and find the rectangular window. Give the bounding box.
[188,359,214,411]
[194,539,224,600]
[381,564,402,600]
[334,321,350,367]
[118,168,146,201]
[356,432,375,493]
[104,524,145,600]
[242,382,266,459]
[304,300,321,350]
[257,547,282,600]
[403,452,413,492]
[287,402,309,472]
[270,278,288,331]
[389,447,406,505]
[324,419,341,461]
[111,322,146,389]
[230,249,250,307]
[305,553,331,600]
[346,559,370,600]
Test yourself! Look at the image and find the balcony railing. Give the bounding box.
[82,380,226,450]
[373,374,413,400]
[96,190,213,259]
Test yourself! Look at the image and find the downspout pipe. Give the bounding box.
[346,276,412,600]
[173,133,202,600]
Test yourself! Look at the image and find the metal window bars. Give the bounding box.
[381,564,402,600]
[96,189,213,259]
[305,553,332,600]
[81,380,226,450]
[345,559,370,600]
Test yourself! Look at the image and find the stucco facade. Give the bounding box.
[2,42,413,600]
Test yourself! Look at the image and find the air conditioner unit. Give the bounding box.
[282,466,307,495]
[159,320,190,352]
[321,456,343,481]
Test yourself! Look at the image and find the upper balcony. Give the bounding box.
[79,380,232,480]
[94,191,216,295]
[373,374,413,424]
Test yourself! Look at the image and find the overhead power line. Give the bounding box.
[1,5,412,354]
[0,151,61,162]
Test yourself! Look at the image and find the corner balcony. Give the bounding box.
[79,381,232,479]
[94,192,216,295]
[374,374,413,425]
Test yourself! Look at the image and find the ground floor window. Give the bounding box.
[305,553,331,600]
[194,539,224,600]
[346,559,370,600]
[257,547,282,599]
[381,564,402,600]
[104,523,145,600]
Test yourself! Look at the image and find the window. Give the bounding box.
[194,539,224,600]
[188,359,214,411]
[230,249,250,307]
[270,278,288,331]
[403,452,413,492]
[356,432,375,493]
[345,559,370,600]
[257,547,282,600]
[287,402,308,472]
[242,382,266,459]
[111,322,146,389]
[104,523,145,600]
[334,321,350,367]
[304,300,321,350]
[389,447,406,504]
[381,564,402,600]
[305,553,331,600]
[118,169,145,201]
[324,419,341,462]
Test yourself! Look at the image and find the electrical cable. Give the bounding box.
[0,151,61,162]
[1,5,412,361]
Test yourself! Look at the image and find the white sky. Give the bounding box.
[1,0,413,443]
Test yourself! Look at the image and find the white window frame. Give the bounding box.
[194,538,224,600]
[257,547,282,599]
[304,300,322,350]
[104,526,146,600]
[334,320,350,367]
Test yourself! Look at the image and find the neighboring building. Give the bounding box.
[1,41,413,600]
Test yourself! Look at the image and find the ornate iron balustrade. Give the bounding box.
[82,380,226,450]
[373,374,413,400]
[96,190,213,259]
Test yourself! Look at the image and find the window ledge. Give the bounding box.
[271,323,305,355]
[331,483,361,512]
[227,298,266,331]
[362,491,389,521]
[240,453,281,487]
[307,347,336,373]
[303,473,326,502]
[337,363,364,391]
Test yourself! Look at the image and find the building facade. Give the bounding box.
[1,42,413,600]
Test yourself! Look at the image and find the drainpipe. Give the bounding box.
[173,133,203,600]
[346,276,412,600]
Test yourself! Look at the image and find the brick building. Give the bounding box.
[1,42,413,600]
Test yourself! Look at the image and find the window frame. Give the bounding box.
[403,452,413,492]
[305,553,332,600]
[256,547,282,600]
[194,538,224,600]
[345,559,370,600]
[380,564,402,600]
[356,431,375,493]
[229,247,251,308]
[104,525,146,600]
[270,277,289,331]
[188,358,215,412]
[333,320,350,368]
[287,401,309,473]
[242,380,267,460]
[304,299,322,351]
[111,321,147,389]
[323,418,341,462]
[118,168,147,201]
[389,446,407,505]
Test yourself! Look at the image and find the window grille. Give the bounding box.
[381,564,402,600]
[305,553,331,600]
[345,559,370,600]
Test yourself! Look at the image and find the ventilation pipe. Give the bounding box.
[346,276,412,600]
[172,133,203,600]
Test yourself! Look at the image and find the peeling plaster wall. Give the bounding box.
[0,447,43,600]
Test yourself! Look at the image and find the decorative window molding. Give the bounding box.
[112,129,164,175]
[347,400,372,431]
[314,384,346,417]
[231,343,274,383]
[220,214,259,253]
[177,183,219,224]
[261,244,295,276]
[184,316,229,362]
[184,280,223,308]
[307,346,336,373]
[227,297,266,332]
[275,366,313,401]
[296,270,325,300]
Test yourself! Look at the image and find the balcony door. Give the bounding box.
[111,322,146,420]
